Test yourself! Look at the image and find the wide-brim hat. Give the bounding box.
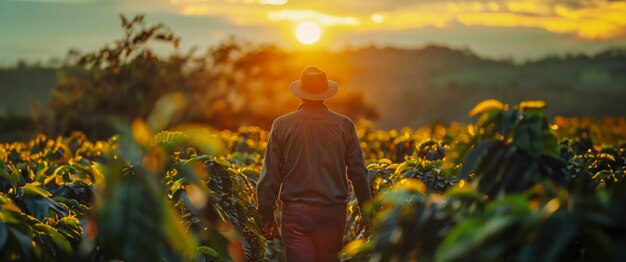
[289,66,338,100]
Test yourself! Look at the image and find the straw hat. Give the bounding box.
[289,66,338,100]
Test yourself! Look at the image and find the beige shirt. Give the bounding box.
[256,102,372,223]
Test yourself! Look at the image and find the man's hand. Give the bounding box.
[263,220,281,239]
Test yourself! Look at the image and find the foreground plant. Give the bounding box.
[342,99,626,262]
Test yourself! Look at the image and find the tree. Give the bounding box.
[48,14,377,139]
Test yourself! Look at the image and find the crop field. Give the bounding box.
[3,0,626,260]
[1,99,625,261]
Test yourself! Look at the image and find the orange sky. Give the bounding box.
[1,0,626,64]
[171,0,626,40]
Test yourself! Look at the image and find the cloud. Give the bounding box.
[162,0,626,40]
[268,10,359,26]
[505,1,553,15]
[260,0,287,5]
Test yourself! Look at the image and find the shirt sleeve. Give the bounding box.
[345,121,373,213]
[256,120,284,224]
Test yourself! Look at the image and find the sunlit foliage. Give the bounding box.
[2,98,625,261]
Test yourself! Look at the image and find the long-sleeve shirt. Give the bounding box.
[256,102,373,224]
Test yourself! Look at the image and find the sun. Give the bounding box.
[295,22,321,45]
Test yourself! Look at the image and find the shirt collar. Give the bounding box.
[297,102,328,111]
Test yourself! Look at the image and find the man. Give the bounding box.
[257,66,373,262]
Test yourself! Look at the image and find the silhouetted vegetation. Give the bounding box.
[39,15,375,140]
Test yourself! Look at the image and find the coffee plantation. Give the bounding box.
[0,99,625,261]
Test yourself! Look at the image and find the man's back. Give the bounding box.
[273,102,358,205]
[256,67,371,262]
[257,102,371,223]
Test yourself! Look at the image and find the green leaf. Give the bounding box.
[446,186,483,202]
[0,164,20,190]
[169,178,188,199]
[56,217,82,240]
[23,197,68,220]
[214,158,232,168]
[152,130,190,148]
[182,128,227,156]
[197,245,220,258]
[51,197,81,209]
[513,123,531,150]
[0,209,22,224]
[497,109,519,136]
[469,99,505,117]
[436,214,519,261]
[592,170,613,180]
[46,165,68,185]
[519,100,546,110]
[459,141,497,179]
[183,155,212,165]
[435,217,485,261]
[34,162,49,183]
[22,183,52,198]
[174,161,202,185]
[57,216,81,229]
[541,128,559,157]
[241,168,260,180]
[417,140,438,152]
[34,223,72,254]
[340,239,369,258]
[476,110,502,129]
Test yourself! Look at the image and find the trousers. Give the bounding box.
[280,202,347,262]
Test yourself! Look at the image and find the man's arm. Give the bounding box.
[345,121,373,214]
[256,121,284,227]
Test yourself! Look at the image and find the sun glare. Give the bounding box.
[295,22,321,45]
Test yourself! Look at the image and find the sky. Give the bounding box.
[1,0,626,66]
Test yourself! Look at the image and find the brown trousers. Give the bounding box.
[280,202,347,262]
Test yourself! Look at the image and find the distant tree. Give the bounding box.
[49,14,183,138]
[48,14,377,139]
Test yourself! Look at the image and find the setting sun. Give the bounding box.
[295,22,321,45]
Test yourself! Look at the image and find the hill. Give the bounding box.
[1,45,625,129]
[0,65,56,115]
[303,46,626,128]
